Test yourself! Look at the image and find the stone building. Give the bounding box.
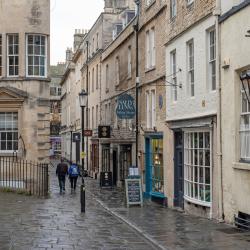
[100,8,136,186]
[49,63,65,157]
[137,0,168,203]
[0,0,50,162]
[219,0,250,225]
[81,0,135,178]
[165,0,218,219]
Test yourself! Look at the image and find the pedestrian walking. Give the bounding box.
[56,158,68,194]
[68,162,80,193]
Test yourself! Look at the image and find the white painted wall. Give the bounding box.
[221,0,246,15]
[165,16,217,121]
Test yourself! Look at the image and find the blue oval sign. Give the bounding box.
[116,94,135,119]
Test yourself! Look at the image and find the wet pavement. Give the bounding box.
[0,164,249,250]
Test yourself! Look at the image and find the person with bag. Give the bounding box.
[68,162,80,193]
[56,158,68,194]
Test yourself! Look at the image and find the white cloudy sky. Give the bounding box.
[50,0,104,65]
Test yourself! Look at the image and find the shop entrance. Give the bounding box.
[119,145,132,182]
[145,135,164,198]
[174,131,184,208]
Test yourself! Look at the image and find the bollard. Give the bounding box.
[80,182,86,213]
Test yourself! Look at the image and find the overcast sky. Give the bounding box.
[51,0,104,65]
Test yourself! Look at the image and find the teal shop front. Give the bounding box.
[145,133,166,202]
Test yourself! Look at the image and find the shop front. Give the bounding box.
[145,133,165,201]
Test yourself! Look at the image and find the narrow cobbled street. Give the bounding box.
[0,164,250,250]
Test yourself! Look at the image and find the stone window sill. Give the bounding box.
[145,67,156,73]
[233,162,250,171]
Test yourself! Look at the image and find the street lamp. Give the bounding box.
[79,89,88,213]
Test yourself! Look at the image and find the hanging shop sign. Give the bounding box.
[125,178,143,207]
[98,126,111,138]
[72,133,81,142]
[116,94,136,119]
[84,130,93,137]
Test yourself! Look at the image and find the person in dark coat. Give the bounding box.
[56,158,68,194]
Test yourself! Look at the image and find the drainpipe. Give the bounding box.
[86,41,89,173]
[214,0,224,221]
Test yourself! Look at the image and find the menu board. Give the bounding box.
[125,178,143,207]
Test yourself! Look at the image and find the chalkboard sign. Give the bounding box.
[125,178,143,207]
[100,172,113,188]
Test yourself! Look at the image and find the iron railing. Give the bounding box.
[0,157,49,197]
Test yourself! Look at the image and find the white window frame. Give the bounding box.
[92,67,95,92]
[240,83,250,162]
[170,0,177,19]
[96,64,99,89]
[0,112,18,153]
[184,130,212,207]
[146,91,151,129]
[146,28,156,70]
[128,46,132,78]
[208,28,216,91]
[115,57,120,86]
[105,64,109,91]
[7,34,19,77]
[187,40,195,97]
[151,90,156,128]
[170,50,177,102]
[0,34,2,77]
[26,34,47,77]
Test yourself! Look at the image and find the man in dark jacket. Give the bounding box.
[56,158,68,194]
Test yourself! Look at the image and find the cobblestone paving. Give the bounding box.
[1,165,250,250]
[88,180,250,250]
[0,167,158,250]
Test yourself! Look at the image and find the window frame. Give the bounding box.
[184,130,212,207]
[170,0,177,19]
[208,28,216,91]
[240,82,250,162]
[7,34,19,77]
[187,39,195,97]
[0,112,19,153]
[0,34,2,77]
[128,46,132,78]
[26,34,47,78]
[170,50,177,102]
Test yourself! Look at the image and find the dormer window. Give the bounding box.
[112,23,123,40]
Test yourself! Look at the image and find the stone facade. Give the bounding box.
[100,15,136,185]
[50,63,65,156]
[219,2,250,223]
[0,0,50,162]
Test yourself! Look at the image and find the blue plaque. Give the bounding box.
[116,94,136,119]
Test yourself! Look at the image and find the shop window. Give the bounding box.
[7,34,19,77]
[102,145,110,172]
[0,35,2,76]
[0,112,18,152]
[27,34,47,77]
[184,131,211,205]
[240,82,250,161]
[120,145,132,181]
[151,139,164,194]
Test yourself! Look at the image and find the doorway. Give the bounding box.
[113,150,117,186]
[174,131,184,208]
